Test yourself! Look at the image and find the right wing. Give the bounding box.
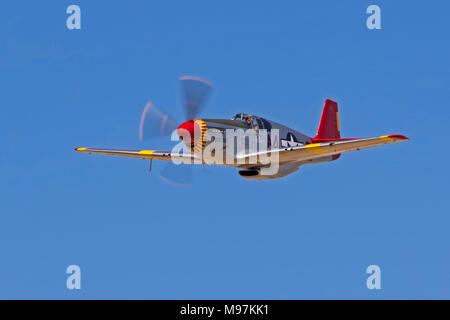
[279,134,409,162]
[238,134,409,164]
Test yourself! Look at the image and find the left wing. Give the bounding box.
[74,147,197,162]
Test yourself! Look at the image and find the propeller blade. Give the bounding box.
[179,76,214,120]
[139,101,178,140]
[159,163,193,187]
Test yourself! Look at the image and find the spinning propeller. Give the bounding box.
[138,76,214,186]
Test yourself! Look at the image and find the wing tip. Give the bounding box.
[384,134,410,141]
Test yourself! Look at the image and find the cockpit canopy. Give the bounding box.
[231,113,270,129]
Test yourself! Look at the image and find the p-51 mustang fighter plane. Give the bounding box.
[74,76,409,180]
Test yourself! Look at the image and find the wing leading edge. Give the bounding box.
[237,134,409,164]
[74,147,193,162]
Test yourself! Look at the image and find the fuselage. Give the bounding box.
[175,113,338,179]
[178,113,312,150]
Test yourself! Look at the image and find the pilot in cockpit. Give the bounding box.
[232,113,259,130]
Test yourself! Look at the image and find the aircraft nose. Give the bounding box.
[177,120,200,142]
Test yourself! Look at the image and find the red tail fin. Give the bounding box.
[314,99,340,140]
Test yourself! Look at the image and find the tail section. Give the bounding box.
[315,99,340,140]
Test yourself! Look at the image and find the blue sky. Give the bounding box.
[0,0,449,299]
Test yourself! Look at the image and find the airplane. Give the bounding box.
[74,76,409,180]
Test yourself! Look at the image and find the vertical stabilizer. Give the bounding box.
[315,99,340,140]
